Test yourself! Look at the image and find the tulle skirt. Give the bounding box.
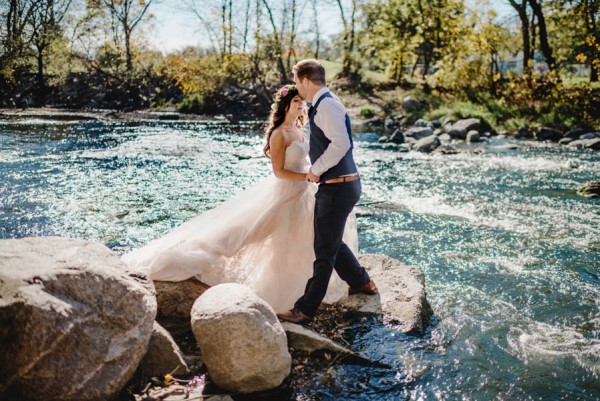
[121,176,357,312]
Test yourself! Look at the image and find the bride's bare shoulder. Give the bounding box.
[269,127,291,147]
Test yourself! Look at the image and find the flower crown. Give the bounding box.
[271,84,296,111]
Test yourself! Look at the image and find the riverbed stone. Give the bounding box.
[559,137,574,145]
[335,254,433,334]
[448,118,481,139]
[564,128,585,140]
[139,321,189,377]
[190,283,291,393]
[404,126,434,140]
[0,237,157,401]
[576,181,600,198]
[389,129,405,144]
[402,96,422,111]
[580,132,600,140]
[414,119,431,128]
[432,145,459,155]
[569,138,600,150]
[413,135,441,153]
[515,126,533,139]
[535,127,563,142]
[466,130,481,143]
[281,322,355,355]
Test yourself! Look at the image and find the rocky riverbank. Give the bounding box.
[363,96,600,153]
[0,237,432,401]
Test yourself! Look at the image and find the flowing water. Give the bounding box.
[1,118,599,400]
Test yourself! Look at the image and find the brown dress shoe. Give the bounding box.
[348,280,378,296]
[276,308,312,324]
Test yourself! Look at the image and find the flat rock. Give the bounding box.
[0,237,156,401]
[335,254,433,334]
[281,322,353,355]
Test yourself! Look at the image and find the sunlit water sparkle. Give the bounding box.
[1,119,598,400]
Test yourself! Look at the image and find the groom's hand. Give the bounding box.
[307,169,320,183]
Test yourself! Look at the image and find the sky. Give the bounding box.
[149,1,515,53]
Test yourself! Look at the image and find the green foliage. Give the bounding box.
[177,94,205,114]
[358,107,375,119]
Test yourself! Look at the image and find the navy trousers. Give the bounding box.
[294,179,371,317]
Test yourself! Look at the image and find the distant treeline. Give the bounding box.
[0,0,598,123]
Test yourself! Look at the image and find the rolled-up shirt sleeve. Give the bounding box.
[311,97,351,177]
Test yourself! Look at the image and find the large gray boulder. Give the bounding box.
[139,321,189,377]
[448,118,481,139]
[191,283,291,393]
[335,254,433,334]
[0,237,156,401]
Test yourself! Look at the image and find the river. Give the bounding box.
[1,118,598,400]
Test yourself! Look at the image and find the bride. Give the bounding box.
[121,85,357,312]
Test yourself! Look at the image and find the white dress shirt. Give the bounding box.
[310,87,356,178]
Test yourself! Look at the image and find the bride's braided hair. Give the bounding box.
[263,84,306,158]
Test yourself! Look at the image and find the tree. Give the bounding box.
[362,0,465,82]
[507,0,534,74]
[334,0,359,78]
[87,0,155,71]
[571,0,600,81]
[28,0,73,98]
[527,0,556,70]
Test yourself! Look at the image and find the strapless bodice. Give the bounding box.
[284,140,309,173]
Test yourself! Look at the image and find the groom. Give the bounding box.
[277,59,377,324]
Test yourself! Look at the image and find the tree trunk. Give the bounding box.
[228,0,233,55]
[261,0,287,83]
[125,30,133,70]
[508,0,532,75]
[286,0,297,73]
[583,0,599,82]
[35,44,46,104]
[311,0,320,59]
[242,0,251,52]
[527,0,555,70]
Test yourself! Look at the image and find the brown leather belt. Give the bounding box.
[321,175,360,184]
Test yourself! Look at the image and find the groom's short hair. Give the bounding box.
[293,59,326,85]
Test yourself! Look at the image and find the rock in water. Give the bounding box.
[535,127,563,142]
[0,237,157,401]
[190,283,291,393]
[576,181,600,198]
[413,135,441,153]
[448,118,481,139]
[335,254,433,334]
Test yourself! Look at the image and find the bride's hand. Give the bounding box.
[307,169,320,183]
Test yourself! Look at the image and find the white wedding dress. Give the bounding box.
[122,139,357,312]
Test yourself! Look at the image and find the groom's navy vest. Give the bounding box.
[308,92,358,182]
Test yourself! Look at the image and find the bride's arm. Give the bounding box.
[269,132,308,181]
